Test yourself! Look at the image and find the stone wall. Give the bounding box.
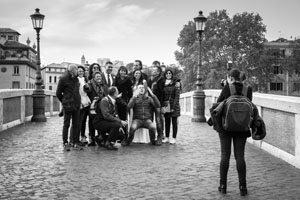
[180,90,300,169]
[0,89,60,131]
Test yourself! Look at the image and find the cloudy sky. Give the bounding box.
[1,0,300,66]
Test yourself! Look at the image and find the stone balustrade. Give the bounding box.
[0,89,60,131]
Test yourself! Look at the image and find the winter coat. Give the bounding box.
[87,79,108,102]
[163,79,181,118]
[56,72,81,112]
[148,75,164,105]
[128,94,160,121]
[114,76,133,103]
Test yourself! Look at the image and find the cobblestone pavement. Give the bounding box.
[1,115,300,200]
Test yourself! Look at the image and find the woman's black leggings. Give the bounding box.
[165,116,178,138]
[219,134,247,186]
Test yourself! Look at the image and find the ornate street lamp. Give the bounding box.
[30,8,46,122]
[192,11,207,122]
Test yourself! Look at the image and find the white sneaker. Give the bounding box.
[80,136,88,144]
[162,137,169,143]
[169,138,176,144]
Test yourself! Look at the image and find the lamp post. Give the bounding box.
[192,11,207,122]
[30,8,46,122]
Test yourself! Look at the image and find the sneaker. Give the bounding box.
[169,138,176,144]
[88,141,96,146]
[105,143,118,150]
[151,140,156,145]
[121,139,130,146]
[162,137,169,143]
[63,143,70,151]
[73,142,85,150]
[94,136,104,147]
[80,136,88,144]
[156,136,162,146]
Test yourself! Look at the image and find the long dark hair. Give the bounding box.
[116,66,128,79]
[88,63,101,80]
[132,69,144,85]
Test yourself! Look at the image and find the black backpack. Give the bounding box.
[222,84,253,132]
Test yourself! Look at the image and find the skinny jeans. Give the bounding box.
[218,133,247,186]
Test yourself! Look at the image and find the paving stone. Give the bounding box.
[0,115,300,199]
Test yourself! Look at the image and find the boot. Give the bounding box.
[218,184,226,194]
[239,183,248,196]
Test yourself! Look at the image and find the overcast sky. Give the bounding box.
[1,0,300,66]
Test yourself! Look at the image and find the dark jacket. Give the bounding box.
[101,72,116,87]
[217,81,253,137]
[56,73,81,111]
[113,76,133,103]
[93,96,122,125]
[217,82,252,102]
[163,79,181,117]
[87,79,108,101]
[148,75,164,105]
[128,94,160,120]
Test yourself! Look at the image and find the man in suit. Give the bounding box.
[93,86,128,150]
[128,60,148,81]
[101,61,115,87]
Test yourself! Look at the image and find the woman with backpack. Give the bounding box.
[216,68,253,196]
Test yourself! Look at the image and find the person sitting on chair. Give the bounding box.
[122,83,161,146]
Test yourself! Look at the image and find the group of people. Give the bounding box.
[56,60,254,196]
[56,60,181,151]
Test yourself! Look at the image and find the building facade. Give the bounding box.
[263,38,300,97]
[0,28,38,89]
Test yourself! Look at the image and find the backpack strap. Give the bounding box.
[242,85,248,97]
[229,84,236,95]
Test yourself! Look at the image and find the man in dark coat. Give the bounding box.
[147,61,165,145]
[93,86,128,150]
[56,64,85,150]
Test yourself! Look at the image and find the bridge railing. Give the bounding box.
[180,90,300,169]
[0,89,60,131]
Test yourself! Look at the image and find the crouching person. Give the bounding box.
[93,86,128,150]
[122,84,161,146]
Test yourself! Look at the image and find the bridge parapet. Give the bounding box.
[0,89,60,131]
[180,90,300,169]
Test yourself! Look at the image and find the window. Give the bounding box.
[49,85,52,90]
[54,76,57,83]
[12,81,20,89]
[13,66,19,75]
[49,76,52,83]
[293,82,300,92]
[8,35,13,40]
[280,49,285,58]
[273,66,283,74]
[270,82,283,91]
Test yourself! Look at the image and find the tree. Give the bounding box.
[175,10,267,92]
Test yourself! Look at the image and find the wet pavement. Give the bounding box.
[0,115,300,200]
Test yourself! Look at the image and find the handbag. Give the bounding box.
[162,100,171,113]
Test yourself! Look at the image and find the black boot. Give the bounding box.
[218,184,226,194]
[239,184,248,196]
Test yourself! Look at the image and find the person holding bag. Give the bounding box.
[216,68,253,196]
[162,69,181,144]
